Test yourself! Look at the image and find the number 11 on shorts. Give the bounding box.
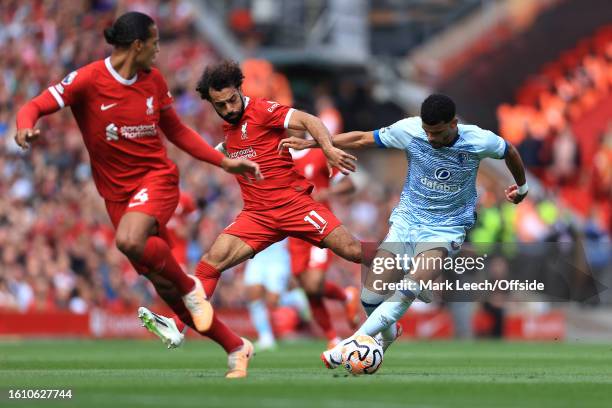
[304,210,328,234]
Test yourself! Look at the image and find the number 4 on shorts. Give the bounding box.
[128,188,149,208]
[304,210,328,233]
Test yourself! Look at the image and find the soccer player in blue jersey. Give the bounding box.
[278,94,528,368]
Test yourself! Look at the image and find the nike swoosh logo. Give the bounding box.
[128,202,145,208]
[101,103,118,111]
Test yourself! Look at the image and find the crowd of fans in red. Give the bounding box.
[0,1,392,314]
[497,25,612,229]
[0,2,610,315]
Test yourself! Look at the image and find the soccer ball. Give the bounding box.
[340,335,384,375]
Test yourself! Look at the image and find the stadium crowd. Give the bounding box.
[0,1,610,318]
[0,0,391,314]
[496,26,612,228]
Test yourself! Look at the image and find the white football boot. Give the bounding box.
[138,306,185,349]
[374,322,403,352]
[320,338,347,369]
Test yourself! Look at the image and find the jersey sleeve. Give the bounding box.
[472,129,508,159]
[373,117,420,150]
[330,168,346,185]
[256,99,294,129]
[48,68,90,108]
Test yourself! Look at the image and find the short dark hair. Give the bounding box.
[196,60,245,101]
[103,12,155,48]
[420,94,456,125]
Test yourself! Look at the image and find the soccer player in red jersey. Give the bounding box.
[289,147,361,348]
[14,12,262,371]
[140,61,378,377]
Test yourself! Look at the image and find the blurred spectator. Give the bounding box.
[497,25,612,234]
[1,2,610,317]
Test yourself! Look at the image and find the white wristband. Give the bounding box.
[215,142,228,157]
[517,182,529,195]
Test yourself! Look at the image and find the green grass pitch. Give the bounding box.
[1,339,611,408]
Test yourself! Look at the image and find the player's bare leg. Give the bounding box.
[321,225,365,264]
[202,233,256,270]
[115,211,213,332]
[194,233,255,296]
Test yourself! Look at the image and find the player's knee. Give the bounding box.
[115,234,145,260]
[201,252,225,271]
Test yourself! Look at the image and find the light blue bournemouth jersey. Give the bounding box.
[374,116,508,229]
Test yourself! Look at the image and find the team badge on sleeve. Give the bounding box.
[61,71,78,85]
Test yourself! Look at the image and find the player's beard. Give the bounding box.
[217,96,245,125]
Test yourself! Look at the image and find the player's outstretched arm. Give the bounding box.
[503,142,528,204]
[278,131,377,151]
[14,91,62,149]
[285,110,356,175]
[332,131,377,149]
[160,107,262,181]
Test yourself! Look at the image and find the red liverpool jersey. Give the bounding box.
[291,148,342,207]
[223,97,311,210]
[45,57,178,201]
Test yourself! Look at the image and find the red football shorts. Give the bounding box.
[104,174,179,242]
[288,237,332,275]
[223,193,342,254]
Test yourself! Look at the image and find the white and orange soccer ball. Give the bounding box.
[340,335,384,375]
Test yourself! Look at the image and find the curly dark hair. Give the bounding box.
[196,60,245,101]
[420,94,456,126]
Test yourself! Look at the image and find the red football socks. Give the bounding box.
[204,315,244,353]
[141,236,195,295]
[170,308,243,354]
[323,281,347,302]
[195,261,221,297]
[308,296,337,341]
[173,315,186,333]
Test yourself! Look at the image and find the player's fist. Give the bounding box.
[324,146,357,176]
[277,137,315,152]
[221,157,264,183]
[14,128,40,149]
[504,184,527,204]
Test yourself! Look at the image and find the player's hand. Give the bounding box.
[14,128,41,150]
[323,146,357,176]
[312,188,330,203]
[504,184,527,204]
[221,158,264,183]
[277,137,315,152]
